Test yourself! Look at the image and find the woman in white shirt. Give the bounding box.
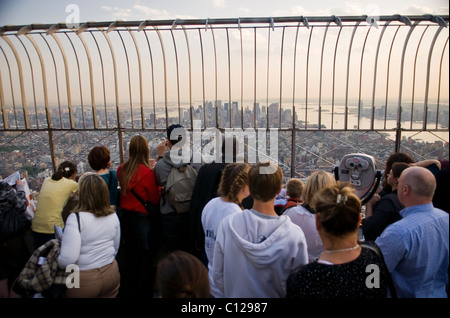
[58,173,121,298]
[283,170,337,262]
[201,163,250,296]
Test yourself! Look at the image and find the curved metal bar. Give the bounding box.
[356,26,373,130]
[423,25,444,130]
[90,31,108,128]
[117,30,134,128]
[15,35,38,128]
[410,25,430,129]
[75,32,98,129]
[143,30,157,129]
[397,22,419,130]
[2,36,28,128]
[153,26,169,127]
[318,22,331,130]
[127,27,144,129]
[50,32,74,129]
[383,25,401,130]
[24,33,56,170]
[226,28,232,128]
[344,21,361,130]
[266,26,271,129]
[181,26,193,128]
[64,32,85,128]
[24,34,51,129]
[305,26,314,129]
[99,28,123,163]
[436,37,449,129]
[169,29,181,124]
[239,26,243,128]
[279,26,285,129]
[0,45,10,128]
[39,34,62,127]
[371,21,391,131]
[331,26,343,129]
[254,27,257,128]
[198,29,206,128]
[210,27,219,128]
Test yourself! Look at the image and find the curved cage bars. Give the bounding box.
[0,15,448,179]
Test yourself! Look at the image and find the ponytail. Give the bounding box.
[52,161,77,181]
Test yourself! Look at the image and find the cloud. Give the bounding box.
[239,7,250,14]
[214,0,226,8]
[100,3,196,21]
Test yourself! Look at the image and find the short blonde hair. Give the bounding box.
[303,170,336,207]
[74,173,115,217]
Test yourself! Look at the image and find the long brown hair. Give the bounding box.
[119,135,151,195]
[74,173,115,217]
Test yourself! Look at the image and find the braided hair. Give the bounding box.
[217,163,250,209]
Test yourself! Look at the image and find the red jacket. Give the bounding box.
[117,163,160,214]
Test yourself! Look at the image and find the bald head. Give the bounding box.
[398,166,436,206]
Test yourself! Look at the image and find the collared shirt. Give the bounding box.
[375,203,449,298]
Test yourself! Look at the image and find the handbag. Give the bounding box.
[130,189,160,215]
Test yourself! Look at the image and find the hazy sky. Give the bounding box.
[1,0,448,26]
[0,0,448,120]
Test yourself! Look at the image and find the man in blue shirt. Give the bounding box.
[376,166,449,298]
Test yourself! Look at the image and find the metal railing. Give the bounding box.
[0,15,448,188]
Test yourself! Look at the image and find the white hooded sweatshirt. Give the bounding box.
[211,209,308,298]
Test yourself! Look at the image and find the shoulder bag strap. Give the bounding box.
[130,189,146,207]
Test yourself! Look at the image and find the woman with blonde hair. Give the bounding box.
[58,173,121,298]
[287,182,389,298]
[283,170,336,261]
[117,134,160,298]
[201,162,250,297]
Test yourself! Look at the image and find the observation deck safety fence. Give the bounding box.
[0,15,448,191]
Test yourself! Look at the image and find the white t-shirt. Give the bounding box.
[58,211,120,271]
[201,197,243,269]
[283,205,323,262]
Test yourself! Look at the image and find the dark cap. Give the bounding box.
[167,124,184,144]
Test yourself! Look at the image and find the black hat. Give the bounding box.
[167,124,184,144]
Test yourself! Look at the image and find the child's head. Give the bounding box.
[88,146,111,171]
[286,178,304,200]
[314,182,361,236]
[248,161,283,202]
[218,163,250,207]
[156,250,210,298]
